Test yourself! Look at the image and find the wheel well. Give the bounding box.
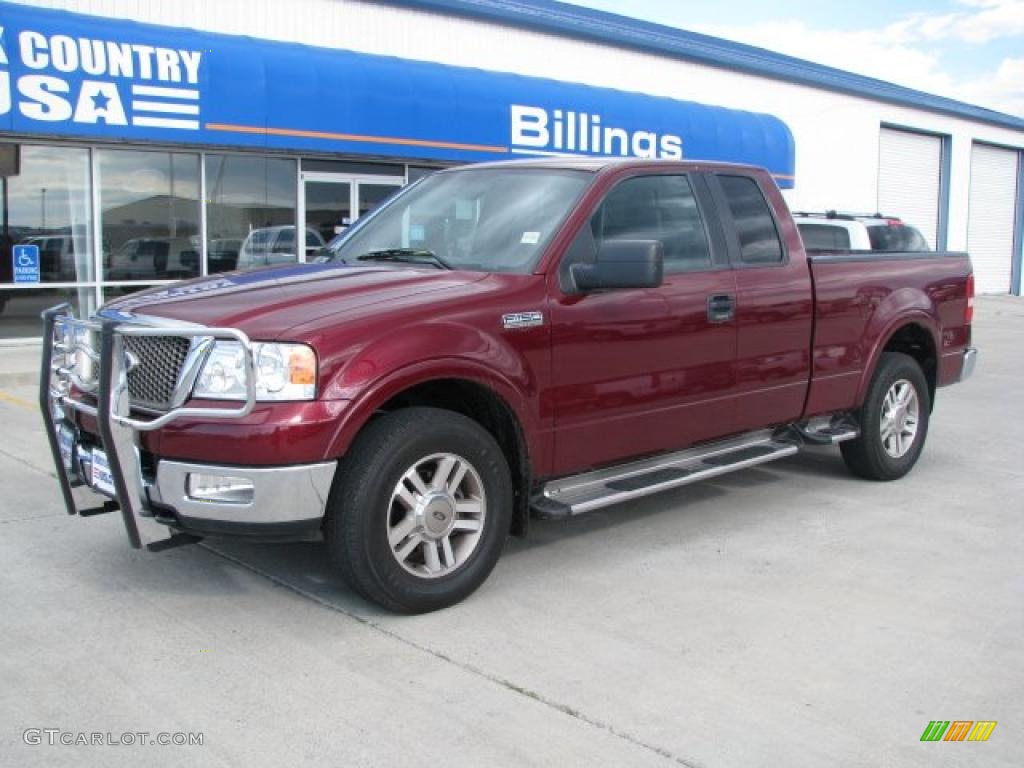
[882,323,937,407]
[376,379,531,536]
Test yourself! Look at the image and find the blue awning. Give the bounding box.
[0,1,796,187]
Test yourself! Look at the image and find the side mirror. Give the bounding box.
[570,239,664,291]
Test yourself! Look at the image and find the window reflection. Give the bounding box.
[206,155,297,272]
[0,145,93,284]
[98,149,200,281]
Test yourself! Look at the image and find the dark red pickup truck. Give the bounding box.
[40,158,976,612]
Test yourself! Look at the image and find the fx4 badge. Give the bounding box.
[502,311,544,330]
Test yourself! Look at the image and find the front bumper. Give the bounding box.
[150,458,335,537]
[39,305,335,548]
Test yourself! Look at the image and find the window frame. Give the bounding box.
[708,173,789,269]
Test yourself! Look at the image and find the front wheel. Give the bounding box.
[326,407,512,613]
[841,352,931,481]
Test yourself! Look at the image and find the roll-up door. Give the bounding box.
[877,127,943,249]
[967,143,1020,294]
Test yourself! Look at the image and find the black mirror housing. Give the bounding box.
[571,239,664,291]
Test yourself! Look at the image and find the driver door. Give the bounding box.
[549,172,738,476]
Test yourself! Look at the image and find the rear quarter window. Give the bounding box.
[718,175,784,265]
[798,223,852,250]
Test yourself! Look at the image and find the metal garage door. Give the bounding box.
[878,127,943,249]
[968,143,1020,294]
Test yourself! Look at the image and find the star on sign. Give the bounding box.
[92,91,111,110]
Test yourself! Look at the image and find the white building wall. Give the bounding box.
[10,0,1024,254]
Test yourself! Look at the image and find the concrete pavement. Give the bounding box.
[0,342,40,386]
[1,297,1021,767]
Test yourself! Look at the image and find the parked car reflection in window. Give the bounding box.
[236,226,326,269]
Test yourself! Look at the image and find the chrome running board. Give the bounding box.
[536,430,800,518]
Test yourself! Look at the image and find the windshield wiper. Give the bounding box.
[356,248,451,270]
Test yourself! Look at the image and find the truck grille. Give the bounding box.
[123,336,192,411]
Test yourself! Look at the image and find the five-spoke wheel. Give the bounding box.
[387,453,486,578]
[879,379,920,459]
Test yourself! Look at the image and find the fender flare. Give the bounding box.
[324,357,540,464]
[855,309,940,407]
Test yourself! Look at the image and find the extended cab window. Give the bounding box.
[591,175,712,272]
[718,175,784,265]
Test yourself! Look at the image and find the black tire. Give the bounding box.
[326,407,512,613]
[841,351,931,481]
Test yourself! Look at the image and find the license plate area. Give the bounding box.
[58,424,75,471]
[90,448,117,498]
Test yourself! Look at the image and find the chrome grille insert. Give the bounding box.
[123,335,192,411]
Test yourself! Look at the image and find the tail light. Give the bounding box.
[965,273,975,325]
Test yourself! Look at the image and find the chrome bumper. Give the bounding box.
[960,347,978,382]
[150,459,335,527]
[39,304,330,548]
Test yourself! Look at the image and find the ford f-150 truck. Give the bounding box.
[40,158,977,613]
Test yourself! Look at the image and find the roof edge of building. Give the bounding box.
[381,0,1024,133]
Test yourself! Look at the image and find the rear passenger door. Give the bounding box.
[550,172,739,475]
[708,173,813,432]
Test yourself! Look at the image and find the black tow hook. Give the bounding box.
[146,533,204,553]
[78,500,120,517]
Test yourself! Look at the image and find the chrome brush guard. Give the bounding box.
[39,304,257,549]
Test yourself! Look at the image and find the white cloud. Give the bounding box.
[689,10,1024,117]
[884,0,1024,44]
[957,56,1024,116]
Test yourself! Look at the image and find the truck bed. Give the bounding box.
[804,249,973,417]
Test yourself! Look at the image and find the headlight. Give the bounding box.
[193,341,316,401]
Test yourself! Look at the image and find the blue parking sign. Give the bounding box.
[13,244,41,284]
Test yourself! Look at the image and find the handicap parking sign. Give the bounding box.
[13,244,41,284]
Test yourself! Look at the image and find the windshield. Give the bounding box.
[324,168,592,273]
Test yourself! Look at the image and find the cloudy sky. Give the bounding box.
[561,0,1024,117]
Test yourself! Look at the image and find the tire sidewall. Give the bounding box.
[343,410,512,612]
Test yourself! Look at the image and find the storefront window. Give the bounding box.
[98,149,200,283]
[1,145,94,285]
[1,144,94,339]
[205,155,297,273]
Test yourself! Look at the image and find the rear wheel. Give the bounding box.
[841,352,930,481]
[326,407,512,613]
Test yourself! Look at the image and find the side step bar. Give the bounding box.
[534,421,859,519]
[789,416,860,446]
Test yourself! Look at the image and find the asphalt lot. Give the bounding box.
[1,296,1022,767]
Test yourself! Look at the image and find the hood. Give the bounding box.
[101,262,489,340]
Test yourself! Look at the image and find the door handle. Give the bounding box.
[707,293,736,323]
